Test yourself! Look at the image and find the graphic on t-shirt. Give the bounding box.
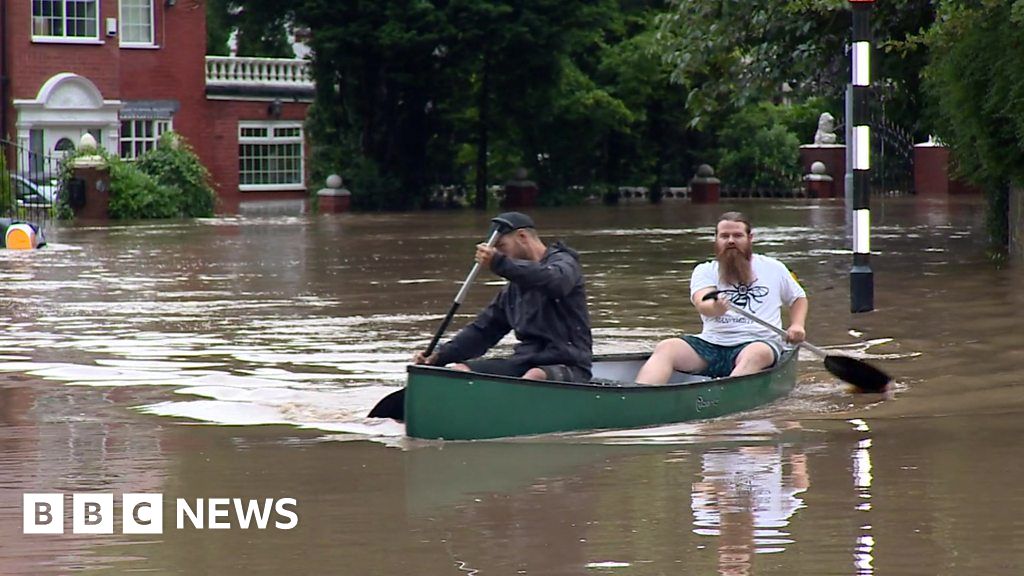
[719,282,768,310]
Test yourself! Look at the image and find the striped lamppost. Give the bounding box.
[849,0,874,313]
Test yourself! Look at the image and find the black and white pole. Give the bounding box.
[849,0,874,313]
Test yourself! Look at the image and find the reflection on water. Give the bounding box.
[851,419,875,576]
[3,197,1024,574]
[691,445,808,552]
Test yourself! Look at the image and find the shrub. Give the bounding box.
[715,103,802,191]
[134,133,217,217]
[346,157,405,211]
[57,133,217,219]
[107,160,180,219]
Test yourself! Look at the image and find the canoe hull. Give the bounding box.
[404,351,798,440]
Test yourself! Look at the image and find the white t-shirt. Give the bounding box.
[688,254,806,346]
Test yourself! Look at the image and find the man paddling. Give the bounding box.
[412,211,593,383]
[636,211,808,383]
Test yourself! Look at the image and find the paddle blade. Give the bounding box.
[824,355,891,393]
[368,388,406,421]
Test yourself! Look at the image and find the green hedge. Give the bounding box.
[58,132,217,219]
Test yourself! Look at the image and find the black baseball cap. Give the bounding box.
[491,212,535,234]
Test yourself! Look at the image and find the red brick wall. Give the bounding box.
[5,0,122,100]
[201,100,310,213]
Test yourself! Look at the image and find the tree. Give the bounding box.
[205,0,295,59]
[297,0,451,209]
[206,0,233,56]
[655,0,935,135]
[922,0,1024,249]
[439,0,623,208]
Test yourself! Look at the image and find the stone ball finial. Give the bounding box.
[811,161,827,175]
[79,133,98,151]
[696,164,715,178]
[326,174,343,189]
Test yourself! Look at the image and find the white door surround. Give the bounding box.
[12,73,122,168]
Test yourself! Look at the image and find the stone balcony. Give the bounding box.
[204,56,315,102]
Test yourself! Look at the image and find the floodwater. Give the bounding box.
[1,196,1022,575]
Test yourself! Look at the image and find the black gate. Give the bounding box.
[870,115,915,196]
[0,138,61,228]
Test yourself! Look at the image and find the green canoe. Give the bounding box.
[404,350,798,440]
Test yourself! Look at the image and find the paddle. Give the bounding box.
[701,290,891,392]
[368,224,505,421]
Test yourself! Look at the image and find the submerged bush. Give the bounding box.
[134,133,217,217]
[57,132,217,219]
[107,160,180,219]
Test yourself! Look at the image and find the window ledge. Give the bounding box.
[31,37,104,45]
[120,43,160,50]
[240,185,307,192]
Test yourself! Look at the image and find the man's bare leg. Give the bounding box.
[730,342,774,377]
[636,338,708,385]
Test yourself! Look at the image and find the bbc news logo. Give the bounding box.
[23,494,298,534]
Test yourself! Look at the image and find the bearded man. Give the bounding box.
[636,212,808,384]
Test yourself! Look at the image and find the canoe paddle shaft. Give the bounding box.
[701,290,891,392]
[424,227,502,357]
[369,226,503,420]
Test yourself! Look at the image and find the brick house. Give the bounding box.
[0,0,314,214]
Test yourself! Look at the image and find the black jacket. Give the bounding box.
[434,241,592,371]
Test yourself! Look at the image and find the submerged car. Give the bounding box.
[9,173,60,208]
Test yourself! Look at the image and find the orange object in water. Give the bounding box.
[5,223,38,250]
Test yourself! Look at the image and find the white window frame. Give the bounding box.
[120,118,172,160]
[238,122,306,192]
[31,0,101,43]
[119,0,155,47]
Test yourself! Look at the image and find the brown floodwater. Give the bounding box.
[2,196,1023,575]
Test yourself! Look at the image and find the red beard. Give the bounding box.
[717,245,753,285]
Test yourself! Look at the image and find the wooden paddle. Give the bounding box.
[701,291,891,392]
[368,225,505,421]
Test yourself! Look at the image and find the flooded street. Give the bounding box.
[2,197,1023,574]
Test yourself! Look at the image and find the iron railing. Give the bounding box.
[1,138,61,229]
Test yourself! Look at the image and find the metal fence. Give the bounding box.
[870,115,915,196]
[1,138,61,229]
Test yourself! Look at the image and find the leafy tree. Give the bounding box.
[713,103,805,192]
[446,0,623,207]
[297,0,450,209]
[234,2,295,58]
[922,0,1024,249]
[589,13,699,193]
[205,0,295,58]
[656,0,934,135]
[206,0,232,56]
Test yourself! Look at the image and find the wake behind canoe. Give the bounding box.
[404,350,798,440]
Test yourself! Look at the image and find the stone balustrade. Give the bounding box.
[205,56,313,88]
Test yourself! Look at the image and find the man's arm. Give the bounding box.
[691,286,727,317]
[430,293,512,366]
[491,252,580,297]
[786,297,808,344]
